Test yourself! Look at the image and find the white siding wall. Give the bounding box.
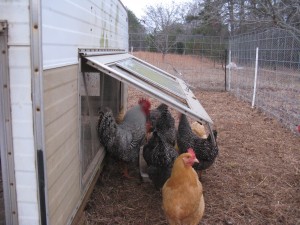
[42,0,129,69]
[0,1,40,225]
[42,0,128,224]
[0,0,129,224]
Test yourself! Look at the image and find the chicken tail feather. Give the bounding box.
[97,109,117,148]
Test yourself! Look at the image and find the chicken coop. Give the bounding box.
[0,1,215,225]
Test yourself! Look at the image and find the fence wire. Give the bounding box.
[129,31,299,134]
[228,29,300,133]
[129,33,227,90]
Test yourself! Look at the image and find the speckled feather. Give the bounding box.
[149,103,176,146]
[143,131,178,189]
[97,104,147,164]
[143,132,178,168]
[177,114,218,171]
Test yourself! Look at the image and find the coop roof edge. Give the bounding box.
[83,53,213,124]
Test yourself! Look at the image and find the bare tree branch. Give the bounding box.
[142,2,186,55]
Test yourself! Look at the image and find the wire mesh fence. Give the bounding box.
[128,31,300,134]
[129,33,227,90]
[228,29,300,133]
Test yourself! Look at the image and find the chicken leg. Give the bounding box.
[120,162,134,179]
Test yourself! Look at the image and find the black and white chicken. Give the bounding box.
[148,103,176,146]
[97,98,151,178]
[177,113,218,178]
[142,103,178,189]
[143,131,178,190]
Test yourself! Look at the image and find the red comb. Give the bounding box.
[187,148,196,158]
[138,98,151,115]
[138,98,149,105]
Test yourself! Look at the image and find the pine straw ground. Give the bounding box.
[82,88,300,225]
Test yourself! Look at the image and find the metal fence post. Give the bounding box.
[228,49,231,90]
[251,47,259,108]
[225,49,227,91]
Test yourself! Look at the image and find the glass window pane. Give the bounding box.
[84,54,213,124]
[116,58,186,99]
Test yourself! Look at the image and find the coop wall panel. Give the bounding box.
[42,0,129,69]
[15,183,37,203]
[47,129,78,189]
[13,139,35,159]
[0,1,41,224]
[17,202,39,224]
[0,1,30,45]
[43,66,77,90]
[43,65,80,225]
[45,110,77,160]
[44,80,78,126]
[48,154,80,224]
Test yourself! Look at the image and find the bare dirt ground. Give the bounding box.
[82,87,300,225]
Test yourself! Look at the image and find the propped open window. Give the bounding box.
[80,50,213,125]
[79,49,217,186]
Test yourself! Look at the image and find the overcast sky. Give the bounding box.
[121,0,189,19]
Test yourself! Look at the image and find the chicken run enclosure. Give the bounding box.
[1,1,300,225]
[129,31,300,134]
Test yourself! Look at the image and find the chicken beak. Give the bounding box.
[194,158,199,164]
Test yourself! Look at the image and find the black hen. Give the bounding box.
[97,99,151,177]
[177,113,218,177]
[148,103,176,146]
[143,131,178,189]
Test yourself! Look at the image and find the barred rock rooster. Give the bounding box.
[143,131,178,190]
[177,113,218,178]
[97,98,151,178]
[148,103,176,146]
